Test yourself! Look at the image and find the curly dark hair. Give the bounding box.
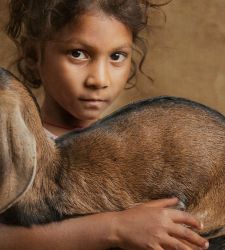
[6,0,169,88]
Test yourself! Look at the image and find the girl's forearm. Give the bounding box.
[0,212,117,250]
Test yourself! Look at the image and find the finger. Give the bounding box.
[170,224,209,249]
[154,246,164,250]
[170,210,203,230]
[144,197,179,208]
[162,236,195,250]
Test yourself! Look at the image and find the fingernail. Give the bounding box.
[203,241,209,249]
[200,222,204,229]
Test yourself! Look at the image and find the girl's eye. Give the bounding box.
[70,50,88,60]
[110,52,127,62]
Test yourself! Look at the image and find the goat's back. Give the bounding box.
[58,96,225,208]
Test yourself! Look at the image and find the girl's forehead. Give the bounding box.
[51,11,133,46]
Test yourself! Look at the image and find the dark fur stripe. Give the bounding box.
[209,235,225,250]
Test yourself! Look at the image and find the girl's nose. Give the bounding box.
[85,60,110,89]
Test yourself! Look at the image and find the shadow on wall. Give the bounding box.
[1,0,225,115]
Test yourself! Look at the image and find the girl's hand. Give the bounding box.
[111,198,209,250]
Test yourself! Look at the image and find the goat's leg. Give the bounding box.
[187,178,225,239]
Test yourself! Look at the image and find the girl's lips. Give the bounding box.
[79,98,107,103]
[79,98,108,107]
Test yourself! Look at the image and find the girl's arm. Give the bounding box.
[0,213,113,250]
[0,198,208,250]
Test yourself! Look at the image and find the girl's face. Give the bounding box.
[36,11,133,128]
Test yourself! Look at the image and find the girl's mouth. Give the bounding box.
[79,98,108,107]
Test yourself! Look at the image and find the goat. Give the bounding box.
[0,67,225,249]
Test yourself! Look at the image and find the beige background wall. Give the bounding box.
[1,0,225,115]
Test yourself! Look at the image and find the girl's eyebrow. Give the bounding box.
[113,43,133,50]
[57,38,132,51]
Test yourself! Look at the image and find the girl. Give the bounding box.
[0,0,209,249]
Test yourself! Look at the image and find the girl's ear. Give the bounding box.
[0,97,37,213]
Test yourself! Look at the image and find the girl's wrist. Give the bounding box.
[103,211,121,248]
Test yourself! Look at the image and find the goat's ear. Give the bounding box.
[0,104,36,213]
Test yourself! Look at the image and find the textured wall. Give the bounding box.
[1,0,225,115]
[0,0,15,69]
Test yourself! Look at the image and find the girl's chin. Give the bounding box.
[77,110,104,120]
[73,114,101,127]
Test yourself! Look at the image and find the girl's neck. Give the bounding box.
[41,98,95,136]
[43,120,82,137]
[43,117,94,137]
[43,120,81,131]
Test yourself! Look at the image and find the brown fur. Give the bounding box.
[0,68,225,246]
